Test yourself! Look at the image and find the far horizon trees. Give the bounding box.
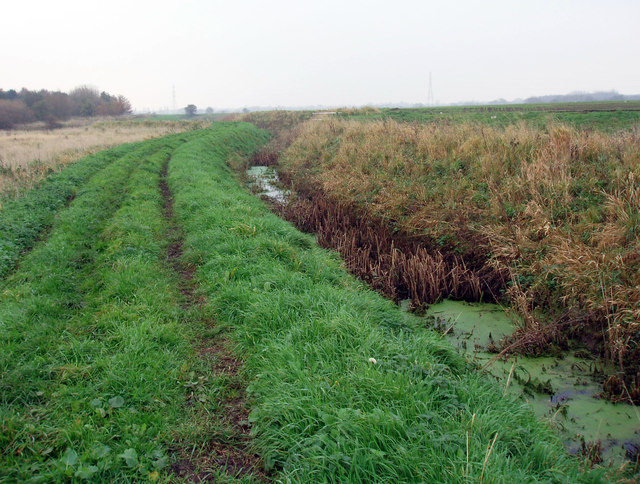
[184,104,197,117]
[0,86,133,129]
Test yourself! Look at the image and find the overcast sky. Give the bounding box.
[2,0,639,111]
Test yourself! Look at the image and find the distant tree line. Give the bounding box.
[0,86,132,129]
[522,90,640,104]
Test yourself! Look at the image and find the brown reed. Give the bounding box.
[273,117,640,401]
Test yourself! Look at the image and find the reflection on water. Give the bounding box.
[246,165,288,202]
[423,300,640,464]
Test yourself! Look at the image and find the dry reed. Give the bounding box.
[277,118,640,401]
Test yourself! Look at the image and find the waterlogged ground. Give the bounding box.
[424,300,640,464]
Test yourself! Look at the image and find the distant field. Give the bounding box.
[137,113,230,122]
[338,101,640,130]
[0,117,210,200]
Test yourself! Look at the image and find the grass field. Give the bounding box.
[336,101,640,131]
[0,118,210,200]
[0,122,615,481]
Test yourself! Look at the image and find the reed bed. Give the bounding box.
[277,118,640,400]
[278,195,501,307]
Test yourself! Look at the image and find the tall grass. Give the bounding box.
[0,118,208,198]
[236,111,314,168]
[278,119,640,400]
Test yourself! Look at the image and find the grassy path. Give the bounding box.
[0,122,608,482]
[0,133,207,481]
[160,150,267,481]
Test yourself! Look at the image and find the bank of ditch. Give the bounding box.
[272,118,640,404]
[170,123,604,481]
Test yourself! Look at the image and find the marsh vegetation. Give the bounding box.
[269,115,640,404]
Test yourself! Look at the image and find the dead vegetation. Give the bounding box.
[277,194,502,308]
[273,118,640,401]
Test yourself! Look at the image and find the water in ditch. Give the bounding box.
[423,299,640,465]
[246,165,288,202]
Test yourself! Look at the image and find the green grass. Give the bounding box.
[0,141,142,278]
[0,131,210,481]
[338,102,640,131]
[169,124,605,482]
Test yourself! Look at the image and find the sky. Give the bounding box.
[2,0,639,111]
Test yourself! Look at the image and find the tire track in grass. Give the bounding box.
[160,160,198,307]
[1,130,240,481]
[160,144,268,482]
[0,141,151,279]
[0,138,186,480]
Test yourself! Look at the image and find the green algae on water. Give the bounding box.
[424,300,640,464]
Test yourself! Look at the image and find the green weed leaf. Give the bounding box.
[108,396,125,408]
[61,447,78,467]
[119,448,138,468]
[152,456,168,470]
[74,465,99,479]
[92,444,111,459]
